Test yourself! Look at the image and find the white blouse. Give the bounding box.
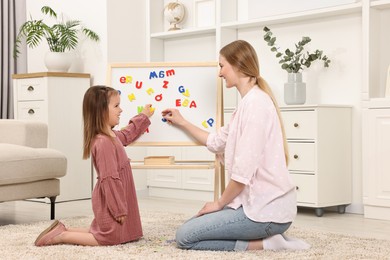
[207,86,297,223]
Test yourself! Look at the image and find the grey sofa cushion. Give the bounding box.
[0,144,67,185]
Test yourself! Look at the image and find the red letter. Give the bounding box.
[135,81,143,89]
[189,100,197,108]
[155,94,163,101]
[162,80,169,89]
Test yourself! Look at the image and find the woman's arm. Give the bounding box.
[161,108,209,145]
[196,179,245,216]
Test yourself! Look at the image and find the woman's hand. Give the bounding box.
[162,108,209,145]
[141,104,155,118]
[115,215,127,225]
[161,108,186,126]
[196,201,224,217]
[195,180,245,217]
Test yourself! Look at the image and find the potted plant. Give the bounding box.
[263,26,331,105]
[14,6,100,72]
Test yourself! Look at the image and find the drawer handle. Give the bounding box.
[293,154,299,159]
[296,186,299,191]
[293,123,299,128]
[28,109,35,115]
[27,86,35,91]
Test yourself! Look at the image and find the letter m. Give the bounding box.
[149,71,158,79]
[166,69,175,77]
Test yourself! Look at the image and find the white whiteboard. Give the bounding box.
[107,62,222,146]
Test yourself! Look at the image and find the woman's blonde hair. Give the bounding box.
[82,85,119,159]
[219,40,289,165]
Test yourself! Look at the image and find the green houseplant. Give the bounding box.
[14,6,100,72]
[263,26,331,105]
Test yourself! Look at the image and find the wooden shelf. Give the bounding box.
[12,72,90,79]
[131,160,216,169]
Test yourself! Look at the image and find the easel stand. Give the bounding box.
[131,157,225,201]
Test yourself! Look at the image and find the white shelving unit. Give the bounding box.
[147,0,365,107]
[146,1,390,213]
[361,0,390,220]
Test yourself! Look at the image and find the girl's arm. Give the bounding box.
[116,104,154,146]
[161,108,209,145]
[196,179,245,216]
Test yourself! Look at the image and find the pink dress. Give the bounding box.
[89,114,150,245]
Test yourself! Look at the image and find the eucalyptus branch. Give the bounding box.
[263,26,331,73]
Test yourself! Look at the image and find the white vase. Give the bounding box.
[44,52,74,72]
[284,72,306,105]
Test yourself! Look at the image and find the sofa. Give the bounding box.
[0,120,67,219]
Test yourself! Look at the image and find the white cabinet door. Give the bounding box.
[364,109,390,213]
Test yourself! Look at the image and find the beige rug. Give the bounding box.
[0,210,389,260]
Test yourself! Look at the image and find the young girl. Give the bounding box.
[35,85,154,246]
[162,40,310,251]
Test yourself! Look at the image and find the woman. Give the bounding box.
[161,40,310,251]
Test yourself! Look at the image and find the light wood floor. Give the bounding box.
[1,196,389,241]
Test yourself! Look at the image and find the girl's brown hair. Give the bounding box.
[82,85,119,159]
[219,40,289,165]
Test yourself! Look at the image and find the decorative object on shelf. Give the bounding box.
[164,1,186,31]
[194,0,215,27]
[263,26,331,105]
[386,65,390,98]
[44,52,74,73]
[284,72,306,105]
[13,6,100,72]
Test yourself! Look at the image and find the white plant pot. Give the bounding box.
[44,52,74,72]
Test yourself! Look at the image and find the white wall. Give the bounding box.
[107,1,146,63]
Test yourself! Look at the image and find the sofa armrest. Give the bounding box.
[0,120,48,148]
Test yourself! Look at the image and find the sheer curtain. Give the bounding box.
[0,0,26,119]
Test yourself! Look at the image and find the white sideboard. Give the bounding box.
[280,105,352,216]
[12,72,92,202]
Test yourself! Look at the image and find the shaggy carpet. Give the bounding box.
[0,210,389,260]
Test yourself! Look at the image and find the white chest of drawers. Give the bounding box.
[280,105,352,216]
[12,72,92,202]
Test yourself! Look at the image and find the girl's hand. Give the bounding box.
[161,108,186,126]
[116,215,127,225]
[141,104,155,118]
[196,201,224,217]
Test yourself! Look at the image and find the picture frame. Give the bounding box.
[193,0,215,28]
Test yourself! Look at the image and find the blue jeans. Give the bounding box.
[175,206,291,251]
